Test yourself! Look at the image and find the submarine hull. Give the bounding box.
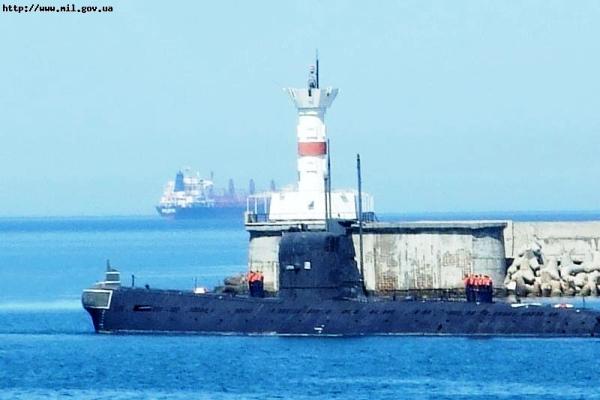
[83,288,600,337]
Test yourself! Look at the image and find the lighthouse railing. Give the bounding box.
[245,193,272,224]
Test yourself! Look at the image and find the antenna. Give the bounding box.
[323,168,329,226]
[327,139,332,221]
[357,154,365,284]
[315,49,319,89]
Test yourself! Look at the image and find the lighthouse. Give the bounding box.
[286,58,338,192]
[250,56,374,222]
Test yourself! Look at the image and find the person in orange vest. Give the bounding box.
[483,275,493,303]
[464,274,474,302]
[472,274,481,302]
[247,271,257,296]
[480,275,487,303]
[256,271,265,298]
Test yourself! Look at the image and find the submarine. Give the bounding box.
[82,217,600,337]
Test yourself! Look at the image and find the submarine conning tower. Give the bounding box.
[278,226,365,300]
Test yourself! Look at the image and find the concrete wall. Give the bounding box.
[504,221,600,261]
[353,223,506,291]
[246,220,600,293]
[247,222,507,292]
[247,233,281,292]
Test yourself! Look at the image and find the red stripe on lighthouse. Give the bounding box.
[298,141,327,156]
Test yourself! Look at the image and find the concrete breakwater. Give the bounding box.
[246,220,600,295]
[503,221,600,297]
[503,246,600,297]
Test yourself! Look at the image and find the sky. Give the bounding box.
[1,1,599,216]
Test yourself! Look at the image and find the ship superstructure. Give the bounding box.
[156,169,246,218]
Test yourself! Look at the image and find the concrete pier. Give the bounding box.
[247,221,507,292]
[505,221,600,261]
[355,222,506,292]
[246,219,600,294]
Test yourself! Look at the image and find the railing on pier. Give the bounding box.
[245,193,272,224]
[245,192,377,225]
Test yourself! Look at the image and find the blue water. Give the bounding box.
[2,214,600,399]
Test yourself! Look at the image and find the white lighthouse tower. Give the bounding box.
[287,59,337,192]
[262,55,374,222]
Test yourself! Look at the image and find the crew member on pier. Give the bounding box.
[248,270,265,298]
[464,274,493,303]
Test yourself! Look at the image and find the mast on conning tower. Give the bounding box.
[315,49,319,89]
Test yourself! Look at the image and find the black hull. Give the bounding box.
[84,288,600,337]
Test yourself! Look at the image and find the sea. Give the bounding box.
[2,212,600,400]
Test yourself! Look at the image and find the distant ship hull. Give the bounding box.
[156,205,245,219]
[83,287,600,337]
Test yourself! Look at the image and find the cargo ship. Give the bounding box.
[156,169,246,219]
